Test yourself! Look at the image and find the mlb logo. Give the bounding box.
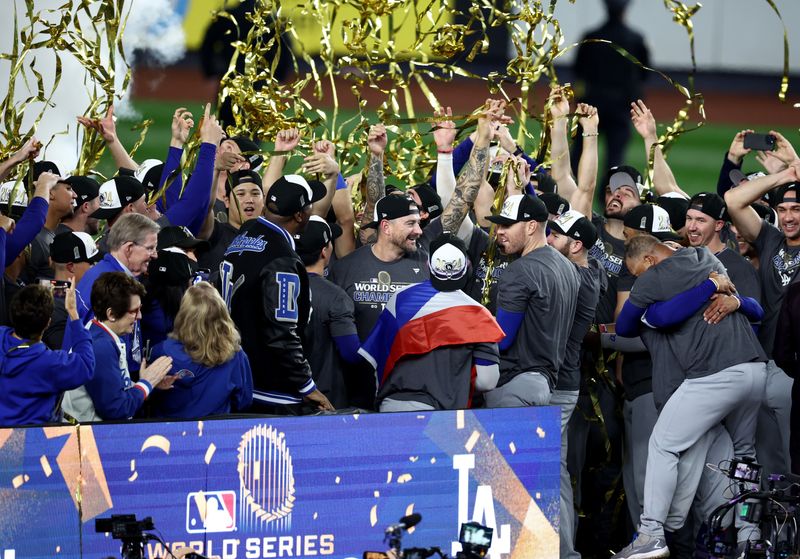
[186,490,236,533]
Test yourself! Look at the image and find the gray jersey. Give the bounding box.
[754,221,800,357]
[639,327,682,411]
[377,342,499,410]
[556,258,605,392]
[330,244,429,340]
[630,247,766,378]
[497,244,581,389]
[716,247,760,303]
[305,274,358,409]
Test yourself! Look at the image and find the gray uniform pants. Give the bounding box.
[622,392,659,527]
[550,389,580,559]
[484,372,551,408]
[755,360,792,480]
[379,399,436,412]
[639,362,766,538]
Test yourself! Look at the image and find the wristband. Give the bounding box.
[437,148,453,154]
[708,277,720,291]
[582,132,599,137]
[513,144,524,156]
[335,173,347,191]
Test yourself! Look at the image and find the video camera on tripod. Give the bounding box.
[95,515,155,559]
[363,514,493,559]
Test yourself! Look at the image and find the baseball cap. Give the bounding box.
[486,194,549,225]
[729,169,775,206]
[134,159,165,196]
[27,161,61,189]
[227,135,263,170]
[148,248,195,287]
[50,231,102,264]
[606,165,645,197]
[549,209,598,248]
[0,181,29,218]
[539,192,570,217]
[532,172,558,194]
[158,225,210,252]
[411,184,443,219]
[775,182,800,205]
[688,192,727,221]
[656,192,690,230]
[266,174,326,217]
[226,170,263,195]
[752,203,778,225]
[428,232,470,292]
[91,176,146,220]
[363,195,420,229]
[63,176,101,205]
[623,204,681,241]
[294,215,343,254]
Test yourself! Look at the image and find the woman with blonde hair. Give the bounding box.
[149,281,253,418]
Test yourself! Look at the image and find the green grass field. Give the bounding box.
[102,98,797,199]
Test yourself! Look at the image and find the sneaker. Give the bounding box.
[612,533,671,559]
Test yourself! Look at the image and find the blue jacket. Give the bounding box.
[149,338,253,418]
[0,320,94,426]
[83,321,152,420]
[77,253,141,371]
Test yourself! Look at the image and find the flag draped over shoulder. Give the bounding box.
[358,280,505,385]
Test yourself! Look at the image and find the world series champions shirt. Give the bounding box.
[329,245,429,341]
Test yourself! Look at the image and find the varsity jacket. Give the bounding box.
[220,216,317,406]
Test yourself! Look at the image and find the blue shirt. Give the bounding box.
[149,338,253,418]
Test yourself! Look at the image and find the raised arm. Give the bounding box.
[574,103,600,217]
[332,174,358,258]
[0,137,41,182]
[440,99,504,235]
[359,124,387,244]
[725,165,798,243]
[432,106,458,207]
[630,99,689,198]
[77,106,138,171]
[548,86,578,202]
[263,128,301,190]
[302,140,339,218]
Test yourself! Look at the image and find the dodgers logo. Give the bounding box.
[186,490,236,533]
[225,234,268,256]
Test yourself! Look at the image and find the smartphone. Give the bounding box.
[743,133,776,152]
[39,279,71,298]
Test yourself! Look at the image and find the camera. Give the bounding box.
[95,514,154,559]
[457,522,493,559]
[39,278,71,298]
[728,457,762,484]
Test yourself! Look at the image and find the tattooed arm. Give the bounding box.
[440,99,506,241]
[359,124,388,245]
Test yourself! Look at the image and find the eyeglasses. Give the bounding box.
[132,241,157,255]
[126,305,142,317]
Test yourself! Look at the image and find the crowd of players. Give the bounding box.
[0,88,797,559]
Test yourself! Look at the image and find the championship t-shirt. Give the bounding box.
[329,245,429,340]
[754,221,800,356]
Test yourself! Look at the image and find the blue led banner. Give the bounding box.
[0,407,559,559]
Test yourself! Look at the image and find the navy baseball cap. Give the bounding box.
[266,174,326,217]
[228,135,263,170]
[294,215,343,254]
[363,195,420,229]
[486,194,549,225]
[539,192,570,217]
[689,192,727,221]
[63,175,101,205]
[411,184,443,219]
[158,225,210,252]
[226,170,263,196]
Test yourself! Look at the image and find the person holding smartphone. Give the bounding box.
[0,279,95,426]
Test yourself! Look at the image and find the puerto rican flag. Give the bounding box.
[358,280,505,385]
